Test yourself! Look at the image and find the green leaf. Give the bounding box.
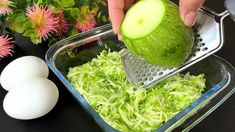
[60,0,75,8]
[101,15,107,23]
[6,11,27,33]
[80,0,89,5]
[70,8,80,18]
[95,0,102,2]
[10,22,24,33]
[48,36,60,47]
[31,36,42,44]
[7,11,26,23]
[0,15,6,22]
[68,28,79,36]
[48,0,60,8]
[80,6,89,14]
[13,0,29,9]
[33,0,47,4]
[23,30,35,37]
[97,12,102,23]
[101,1,108,6]
[67,51,76,58]
[90,2,96,9]
[23,21,32,30]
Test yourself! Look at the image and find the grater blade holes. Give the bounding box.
[149,77,154,81]
[158,72,164,76]
[202,47,208,51]
[200,43,205,47]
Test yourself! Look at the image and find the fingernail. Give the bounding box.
[184,11,197,27]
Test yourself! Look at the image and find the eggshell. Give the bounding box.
[0,56,49,91]
[3,78,59,120]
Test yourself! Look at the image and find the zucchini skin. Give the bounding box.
[121,0,194,68]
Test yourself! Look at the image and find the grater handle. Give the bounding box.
[225,0,235,21]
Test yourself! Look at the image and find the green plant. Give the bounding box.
[0,0,109,45]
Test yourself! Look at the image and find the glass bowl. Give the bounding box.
[45,24,235,132]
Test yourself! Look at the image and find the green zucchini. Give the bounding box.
[121,0,194,68]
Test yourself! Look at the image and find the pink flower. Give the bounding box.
[0,0,14,15]
[75,15,97,32]
[54,12,69,36]
[26,4,59,41]
[0,35,14,59]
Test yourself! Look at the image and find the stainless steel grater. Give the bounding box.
[121,0,235,88]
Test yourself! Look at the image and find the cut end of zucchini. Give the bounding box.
[121,0,165,39]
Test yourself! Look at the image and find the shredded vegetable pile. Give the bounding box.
[67,50,205,132]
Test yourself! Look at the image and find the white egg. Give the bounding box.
[3,78,59,120]
[0,56,49,91]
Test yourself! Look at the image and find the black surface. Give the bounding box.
[1,0,235,132]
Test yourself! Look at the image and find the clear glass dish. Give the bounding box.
[45,23,235,132]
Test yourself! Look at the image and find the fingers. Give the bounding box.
[108,0,135,40]
[179,0,205,26]
[108,0,125,35]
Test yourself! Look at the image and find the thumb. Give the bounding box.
[179,0,205,27]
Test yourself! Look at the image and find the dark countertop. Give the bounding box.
[1,0,235,132]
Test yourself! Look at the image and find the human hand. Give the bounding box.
[179,0,205,26]
[108,0,138,39]
[108,0,205,39]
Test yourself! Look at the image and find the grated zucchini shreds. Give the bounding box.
[67,50,205,132]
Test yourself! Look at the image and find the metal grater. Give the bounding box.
[121,0,235,88]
